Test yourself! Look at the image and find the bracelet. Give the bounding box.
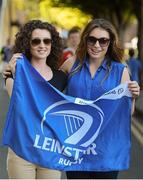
[4,73,14,84]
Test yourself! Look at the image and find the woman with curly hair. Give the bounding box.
[3,20,67,179]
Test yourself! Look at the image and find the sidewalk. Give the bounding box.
[136,90,143,115]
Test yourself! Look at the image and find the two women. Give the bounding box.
[3,18,140,179]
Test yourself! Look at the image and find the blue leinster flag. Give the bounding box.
[2,55,132,171]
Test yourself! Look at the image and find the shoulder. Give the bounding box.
[111,61,126,69]
[111,61,130,83]
[59,56,76,74]
[115,62,130,83]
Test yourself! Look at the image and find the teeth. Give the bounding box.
[92,51,99,53]
[38,50,45,53]
[91,50,101,53]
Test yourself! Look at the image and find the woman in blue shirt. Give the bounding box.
[61,18,140,179]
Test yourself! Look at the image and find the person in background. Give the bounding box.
[0,38,13,89]
[59,26,81,66]
[2,20,67,179]
[1,38,13,64]
[60,18,140,179]
[127,48,143,85]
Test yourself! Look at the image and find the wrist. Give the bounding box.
[4,74,14,84]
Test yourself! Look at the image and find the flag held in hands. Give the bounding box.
[2,55,132,171]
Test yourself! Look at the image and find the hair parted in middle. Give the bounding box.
[76,18,124,65]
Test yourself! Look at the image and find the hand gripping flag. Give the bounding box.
[2,55,132,171]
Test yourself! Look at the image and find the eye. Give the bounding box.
[31,38,41,46]
[87,36,110,47]
[98,38,110,47]
[43,38,52,45]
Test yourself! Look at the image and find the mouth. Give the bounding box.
[89,48,102,55]
[37,50,47,54]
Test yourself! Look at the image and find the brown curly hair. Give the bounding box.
[13,20,63,70]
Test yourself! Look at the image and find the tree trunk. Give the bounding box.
[137,1,143,62]
[118,26,126,47]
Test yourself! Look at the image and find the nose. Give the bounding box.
[39,40,45,47]
[94,40,100,47]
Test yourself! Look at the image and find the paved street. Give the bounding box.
[0,73,143,179]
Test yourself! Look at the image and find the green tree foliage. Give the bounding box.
[51,0,134,42]
[51,0,143,62]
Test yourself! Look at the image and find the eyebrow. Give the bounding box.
[89,36,110,39]
[31,37,51,39]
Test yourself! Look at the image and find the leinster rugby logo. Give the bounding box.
[41,99,104,148]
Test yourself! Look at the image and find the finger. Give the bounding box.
[9,55,23,63]
[2,71,11,78]
[129,88,140,92]
[3,71,11,75]
[10,57,19,63]
[14,53,22,56]
[2,75,7,78]
[3,66,11,71]
[130,90,140,95]
[9,60,17,67]
[128,81,138,86]
[128,82,139,87]
[128,84,140,89]
[128,81,137,84]
[132,94,140,98]
[130,91,140,95]
[128,86,140,89]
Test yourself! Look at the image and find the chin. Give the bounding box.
[90,54,100,59]
[36,54,49,59]
[33,56,46,61]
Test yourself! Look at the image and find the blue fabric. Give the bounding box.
[2,55,132,171]
[67,58,125,99]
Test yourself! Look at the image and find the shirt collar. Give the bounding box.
[84,58,108,71]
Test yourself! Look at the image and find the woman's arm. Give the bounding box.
[59,56,76,74]
[5,78,14,97]
[121,67,140,114]
[2,53,22,97]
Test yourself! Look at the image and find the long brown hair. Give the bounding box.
[76,18,124,65]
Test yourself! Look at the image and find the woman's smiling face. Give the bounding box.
[30,29,52,61]
[87,27,110,62]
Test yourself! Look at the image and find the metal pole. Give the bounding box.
[0,0,8,50]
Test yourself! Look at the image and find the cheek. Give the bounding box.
[87,47,91,56]
[103,47,108,53]
[48,45,52,51]
[46,46,51,55]
[30,47,36,55]
[103,46,109,55]
[87,45,92,53]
